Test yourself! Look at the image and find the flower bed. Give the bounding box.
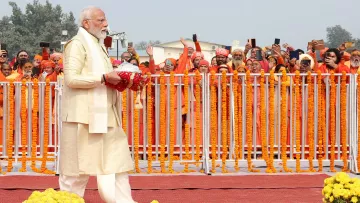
[323,172,360,203]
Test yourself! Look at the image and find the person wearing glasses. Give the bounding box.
[59,6,137,203]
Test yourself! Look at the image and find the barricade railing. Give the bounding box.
[0,79,59,174]
[0,71,359,175]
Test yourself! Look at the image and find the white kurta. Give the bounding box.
[59,30,134,176]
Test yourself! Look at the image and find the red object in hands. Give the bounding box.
[105,71,149,92]
[42,48,49,60]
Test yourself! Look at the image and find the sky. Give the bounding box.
[0,0,359,50]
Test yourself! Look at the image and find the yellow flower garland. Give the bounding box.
[122,91,127,134]
[233,70,239,171]
[238,74,243,161]
[168,71,175,173]
[210,71,217,173]
[146,73,153,173]
[358,73,360,172]
[20,79,27,172]
[134,95,140,173]
[41,79,55,174]
[294,71,300,172]
[260,70,270,172]
[340,72,348,172]
[329,71,336,172]
[246,71,259,172]
[307,71,315,172]
[269,71,276,172]
[31,79,40,173]
[7,79,15,172]
[281,70,292,172]
[183,70,190,172]
[195,70,201,163]
[159,71,166,173]
[317,71,324,172]
[221,70,228,173]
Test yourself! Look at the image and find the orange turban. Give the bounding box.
[164,58,177,66]
[215,48,229,57]
[199,60,209,67]
[41,60,55,69]
[191,52,204,61]
[50,53,63,61]
[34,54,43,61]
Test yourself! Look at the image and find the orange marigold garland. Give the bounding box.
[260,70,270,172]
[329,71,336,172]
[246,71,259,172]
[183,70,190,172]
[210,71,217,173]
[122,90,127,134]
[268,71,276,172]
[195,70,201,163]
[340,72,348,172]
[159,71,166,173]
[238,75,243,161]
[168,71,175,173]
[31,79,40,172]
[233,70,239,171]
[146,73,153,173]
[358,73,360,172]
[307,71,315,172]
[134,95,140,173]
[281,70,292,172]
[41,79,55,174]
[294,71,301,172]
[221,70,228,173]
[7,79,15,172]
[20,79,28,172]
[317,71,324,172]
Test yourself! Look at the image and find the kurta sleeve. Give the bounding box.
[63,39,102,89]
[175,47,189,73]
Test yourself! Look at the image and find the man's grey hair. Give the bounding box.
[78,6,100,27]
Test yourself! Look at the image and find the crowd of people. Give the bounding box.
[0,36,358,149]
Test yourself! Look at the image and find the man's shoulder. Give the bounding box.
[64,35,85,51]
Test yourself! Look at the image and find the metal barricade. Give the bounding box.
[0,72,359,175]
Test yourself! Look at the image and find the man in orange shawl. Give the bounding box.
[210,48,233,73]
[348,49,360,74]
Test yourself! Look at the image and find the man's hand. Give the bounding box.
[325,58,338,69]
[127,46,136,55]
[105,71,122,85]
[180,38,188,47]
[146,45,153,56]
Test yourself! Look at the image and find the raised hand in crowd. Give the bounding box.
[104,71,122,85]
[127,46,137,56]
[146,45,153,57]
[180,37,188,47]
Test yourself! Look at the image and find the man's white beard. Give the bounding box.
[89,27,107,40]
[233,59,242,67]
[351,60,360,68]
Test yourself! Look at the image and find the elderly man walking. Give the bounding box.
[59,6,136,203]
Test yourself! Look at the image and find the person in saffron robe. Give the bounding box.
[189,51,204,72]
[210,48,232,73]
[0,63,9,152]
[318,48,350,78]
[199,60,210,73]
[12,50,30,72]
[348,49,360,74]
[0,50,8,67]
[227,49,246,73]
